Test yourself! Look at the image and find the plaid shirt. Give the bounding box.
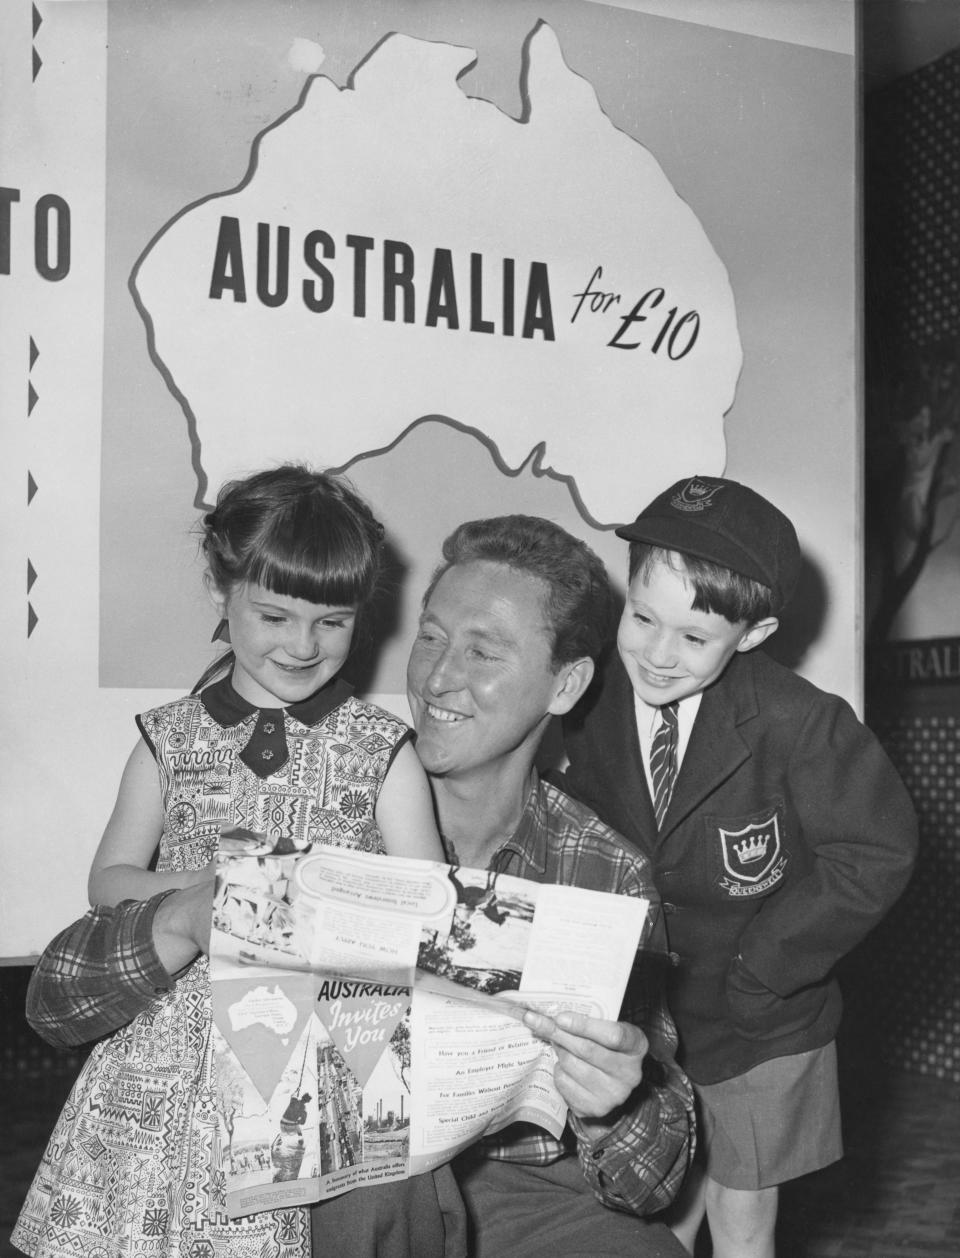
[26,892,178,1049]
[27,777,693,1216]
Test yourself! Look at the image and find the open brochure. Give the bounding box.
[209,837,650,1218]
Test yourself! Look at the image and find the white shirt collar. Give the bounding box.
[632,690,702,795]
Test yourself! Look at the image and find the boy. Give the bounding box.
[561,475,917,1258]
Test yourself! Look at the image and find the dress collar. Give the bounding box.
[200,671,354,729]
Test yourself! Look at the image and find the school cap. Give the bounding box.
[615,475,802,612]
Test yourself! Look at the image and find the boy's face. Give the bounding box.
[617,555,776,707]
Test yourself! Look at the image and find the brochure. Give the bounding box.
[209,836,650,1217]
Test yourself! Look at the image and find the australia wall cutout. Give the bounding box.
[133,22,740,526]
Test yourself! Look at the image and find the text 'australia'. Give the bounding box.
[209,216,556,340]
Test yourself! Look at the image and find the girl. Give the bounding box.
[13,465,444,1258]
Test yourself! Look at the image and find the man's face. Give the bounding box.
[407,560,567,780]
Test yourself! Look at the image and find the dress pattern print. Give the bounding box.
[13,680,411,1258]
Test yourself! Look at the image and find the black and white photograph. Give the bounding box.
[2,3,958,1257]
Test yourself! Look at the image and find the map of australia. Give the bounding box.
[133,22,740,525]
[229,984,299,1038]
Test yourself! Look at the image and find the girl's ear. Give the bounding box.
[204,571,228,619]
[737,617,779,654]
[548,657,595,717]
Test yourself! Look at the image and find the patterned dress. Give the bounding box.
[13,675,412,1258]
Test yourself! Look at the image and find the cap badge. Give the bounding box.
[671,477,722,513]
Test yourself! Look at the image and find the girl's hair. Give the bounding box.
[203,465,384,606]
[628,542,775,625]
[195,464,384,691]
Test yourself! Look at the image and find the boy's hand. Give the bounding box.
[522,1008,648,1127]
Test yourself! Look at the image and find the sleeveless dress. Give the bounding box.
[13,675,412,1258]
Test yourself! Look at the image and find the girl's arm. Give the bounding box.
[88,740,212,907]
[374,740,445,862]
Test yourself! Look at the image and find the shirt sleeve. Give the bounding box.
[567,942,695,1215]
[26,893,178,1048]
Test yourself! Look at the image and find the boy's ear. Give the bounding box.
[548,657,595,716]
[204,571,228,619]
[736,617,779,653]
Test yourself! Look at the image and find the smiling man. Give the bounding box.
[405,516,693,1258]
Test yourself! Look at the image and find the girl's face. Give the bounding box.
[210,580,357,707]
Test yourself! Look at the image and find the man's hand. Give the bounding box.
[523,1008,648,1132]
[153,878,214,975]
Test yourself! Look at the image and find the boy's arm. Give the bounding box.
[735,696,918,999]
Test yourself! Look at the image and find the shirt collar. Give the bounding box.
[633,689,702,735]
[200,671,354,728]
[492,773,548,876]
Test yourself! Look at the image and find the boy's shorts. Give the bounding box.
[694,1042,843,1190]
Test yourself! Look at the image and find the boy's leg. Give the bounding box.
[662,1158,706,1253]
[703,1180,778,1258]
[689,1046,841,1258]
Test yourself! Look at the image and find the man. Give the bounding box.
[26,516,693,1258]
[406,516,693,1257]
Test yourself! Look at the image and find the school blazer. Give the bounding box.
[561,648,918,1084]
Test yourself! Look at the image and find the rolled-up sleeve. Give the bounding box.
[569,1053,694,1215]
[27,893,177,1048]
[568,952,695,1215]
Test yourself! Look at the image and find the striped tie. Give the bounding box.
[650,701,679,829]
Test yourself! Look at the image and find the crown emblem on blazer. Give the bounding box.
[718,813,785,893]
[733,834,769,863]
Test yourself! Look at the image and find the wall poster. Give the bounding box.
[0,0,857,956]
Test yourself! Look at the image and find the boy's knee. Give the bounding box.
[705,1180,778,1252]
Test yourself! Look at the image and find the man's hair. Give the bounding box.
[628,542,775,624]
[424,516,617,668]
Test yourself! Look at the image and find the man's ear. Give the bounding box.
[548,657,595,716]
[204,571,228,619]
[736,616,779,653]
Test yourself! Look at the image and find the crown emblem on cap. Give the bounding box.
[671,477,722,513]
[733,834,769,863]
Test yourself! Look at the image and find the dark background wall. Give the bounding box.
[857,1,960,1087]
